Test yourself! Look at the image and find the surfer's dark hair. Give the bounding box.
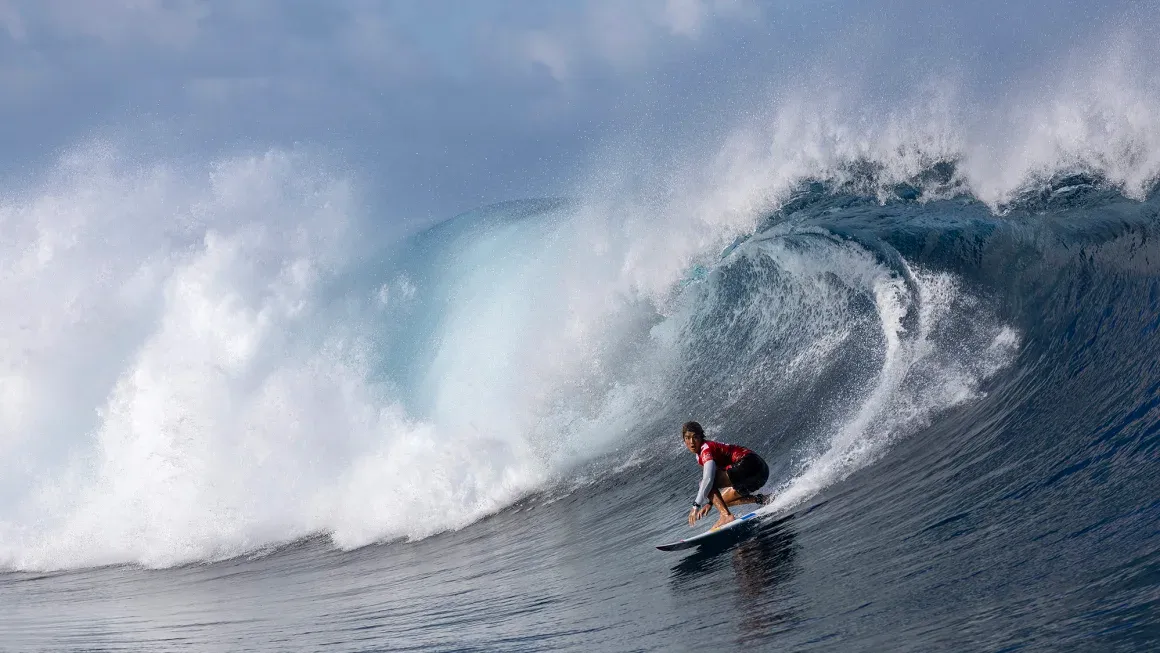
[681,421,704,439]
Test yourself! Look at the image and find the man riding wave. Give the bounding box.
[682,421,770,529]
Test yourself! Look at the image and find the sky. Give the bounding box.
[0,0,1156,227]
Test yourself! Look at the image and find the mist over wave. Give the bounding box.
[1,41,1158,572]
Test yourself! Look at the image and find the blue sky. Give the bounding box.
[0,0,1155,226]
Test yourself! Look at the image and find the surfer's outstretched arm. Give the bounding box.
[694,460,716,506]
[689,460,738,527]
[688,459,717,525]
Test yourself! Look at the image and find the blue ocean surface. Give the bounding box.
[2,166,1158,651]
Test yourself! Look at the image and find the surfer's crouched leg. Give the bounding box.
[707,488,736,528]
[726,453,770,499]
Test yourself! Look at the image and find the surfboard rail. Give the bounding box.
[655,511,761,551]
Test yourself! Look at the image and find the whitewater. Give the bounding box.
[2,32,1160,653]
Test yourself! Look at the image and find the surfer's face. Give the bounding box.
[683,431,702,453]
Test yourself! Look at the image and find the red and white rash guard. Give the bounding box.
[697,440,751,468]
[694,440,751,506]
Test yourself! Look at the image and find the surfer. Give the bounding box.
[683,421,770,529]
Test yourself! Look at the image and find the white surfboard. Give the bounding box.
[655,510,762,551]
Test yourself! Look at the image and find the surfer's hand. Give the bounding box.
[689,504,711,526]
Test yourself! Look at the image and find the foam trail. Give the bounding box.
[763,255,1020,515]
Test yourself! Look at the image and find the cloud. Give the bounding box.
[0,1,24,40]
[662,0,709,37]
[514,0,757,81]
[525,29,570,81]
[0,0,209,47]
[0,0,1152,227]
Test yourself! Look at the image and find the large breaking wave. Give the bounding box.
[1,49,1158,571]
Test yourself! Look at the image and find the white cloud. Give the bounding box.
[513,0,757,81]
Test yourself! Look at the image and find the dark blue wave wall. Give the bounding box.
[661,176,1160,648]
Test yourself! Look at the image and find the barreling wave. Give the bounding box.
[0,65,1158,572]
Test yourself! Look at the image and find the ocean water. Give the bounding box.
[3,78,1160,650]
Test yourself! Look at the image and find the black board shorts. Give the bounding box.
[726,453,769,495]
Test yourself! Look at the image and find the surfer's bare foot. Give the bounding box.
[712,513,735,529]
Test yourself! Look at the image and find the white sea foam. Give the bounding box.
[0,147,673,570]
[761,264,1020,515]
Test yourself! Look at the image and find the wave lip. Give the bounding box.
[666,216,1020,518]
